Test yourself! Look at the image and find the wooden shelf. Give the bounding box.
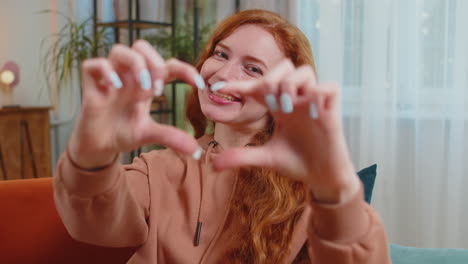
[0,106,50,113]
[0,107,52,180]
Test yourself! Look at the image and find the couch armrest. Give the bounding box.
[0,178,137,264]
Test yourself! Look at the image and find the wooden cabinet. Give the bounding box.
[0,107,51,180]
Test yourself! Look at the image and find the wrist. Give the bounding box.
[307,161,361,204]
[67,147,118,171]
[310,177,361,204]
[68,133,118,170]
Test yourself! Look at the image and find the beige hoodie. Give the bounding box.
[53,135,390,263]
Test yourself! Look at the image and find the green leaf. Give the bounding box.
[62,49,70,85]
[40,11,113,98]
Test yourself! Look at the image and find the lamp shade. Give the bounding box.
[0,61,20,89]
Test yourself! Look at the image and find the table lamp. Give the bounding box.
[0,61,20,108]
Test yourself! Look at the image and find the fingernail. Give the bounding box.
[154,79,164,96]
[264,94,278,112]
[192,146,203,160]
[110,71,123,89]
[194,74,205,90]
[139,69,152,91]
[309,103,319,119]
[211,81,225,92]
[280,93,293,113]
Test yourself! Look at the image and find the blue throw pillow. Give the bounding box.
[357,164,377,204]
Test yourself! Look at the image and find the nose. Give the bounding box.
[212,59,243,82]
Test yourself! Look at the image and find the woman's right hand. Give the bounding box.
[68,40,204,169]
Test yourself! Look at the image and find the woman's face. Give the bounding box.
[198,24,286,129]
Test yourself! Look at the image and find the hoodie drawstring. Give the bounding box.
[194,140,219,246]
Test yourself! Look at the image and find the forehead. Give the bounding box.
[220,24,286,67]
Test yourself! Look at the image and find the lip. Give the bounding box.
[207,88,242,105]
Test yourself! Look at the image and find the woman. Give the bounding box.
[54,9,390,263]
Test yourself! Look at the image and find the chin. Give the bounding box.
[201,107,238,124]
[202,108,271,131]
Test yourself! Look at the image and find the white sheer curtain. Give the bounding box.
[296,0,468,248]
[214,0,295,21]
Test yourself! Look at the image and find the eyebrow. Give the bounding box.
[217,42,268,69]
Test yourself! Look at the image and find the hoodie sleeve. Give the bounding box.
[306,185,391,263]
[53,150,151,247]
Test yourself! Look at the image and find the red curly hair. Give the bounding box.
[185,9,317,263]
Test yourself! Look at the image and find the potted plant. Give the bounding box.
[143,16,213,64]
[40,10,113,116]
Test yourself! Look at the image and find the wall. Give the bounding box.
[0,0,83,168]
[0,0,54,107]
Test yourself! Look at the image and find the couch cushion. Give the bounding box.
[390,243,468,264]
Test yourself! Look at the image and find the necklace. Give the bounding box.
[208,139,256,148]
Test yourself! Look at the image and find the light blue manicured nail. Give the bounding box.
[265,94,278,112]
[194,74,205,90]
[192,146,203,160]
[211,81,225,92]
[139,69,152,90]
[110,71,122,89]
[154,79,164,96]
[309,103,319,119]
[280,93,293,113]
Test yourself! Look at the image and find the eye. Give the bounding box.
[246,65,263,75]
[213,50,228,60]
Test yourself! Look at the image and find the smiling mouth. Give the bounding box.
[209,88,242,102]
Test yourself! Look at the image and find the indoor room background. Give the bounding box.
[1,0,467,252]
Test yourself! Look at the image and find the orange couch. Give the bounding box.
[0,178,137,264]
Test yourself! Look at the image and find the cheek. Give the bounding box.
[197,87,208,105]
[244,98,268,115]
[200,58,220,79]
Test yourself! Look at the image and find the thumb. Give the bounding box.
[140,122,201,159]
[212,146,274,171]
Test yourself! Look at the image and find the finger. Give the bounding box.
[140,122,201,159]
[278,64,318,116]
[261,59,295,113]
[211,79,277,111]
[317,82,340,114]
[132,40,167,96]
[215,59,295,95]
[212,146,274,171]
[302,82,340,120]
[262,60,296,114]
[210,79,262,97]
[165,58,205,90]
[211,59,295,112]
[262,59,295,93]
[279,64,317,105]
[81,58,121,93]
[109,44,152,91]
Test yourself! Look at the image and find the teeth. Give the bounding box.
[212,91,238,101]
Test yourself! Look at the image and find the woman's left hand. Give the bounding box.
[212,59,361,203]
